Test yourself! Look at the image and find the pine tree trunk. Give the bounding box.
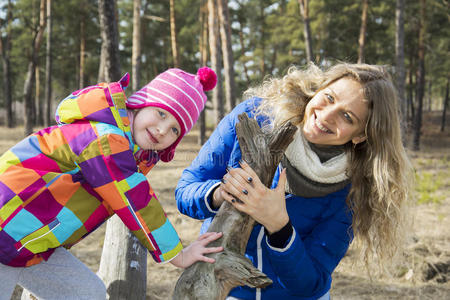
[298,0,313,62]
[35,66,43,126]
[395,0,406,138]
[79,13,86,89]
[98,0,121,82]
[0,0,13,128]
[198,3,209,146]
[173,114,297,299]
[357,0,368,64]
[441,78,449,132]
[23,0,47,136]
[97,1,147,299]
[170,0,180,68]
[132,0,141,92]
[412,0,426,151]
[218,0,236,113]
[208,0,224,124]
[45,0,52,127]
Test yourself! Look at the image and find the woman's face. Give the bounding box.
[302,77,369,146]
[133,106,181,151]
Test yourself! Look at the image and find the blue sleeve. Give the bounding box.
[176,100,257,220]
[263,190,353,297]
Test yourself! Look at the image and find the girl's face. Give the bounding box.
[302,77,369,146]
[132,106,181,151]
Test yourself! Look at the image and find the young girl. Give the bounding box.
[176,63,413,299]
[0,67,222,299]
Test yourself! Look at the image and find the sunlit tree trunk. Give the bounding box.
[23,0,46,136]
[198,2,209,145]
[97,0,121,82]
[441,77,449,132]
[79,12,86,89]
[97,1,147,299]
[298,0,313,62]
[170,0,180,68]
[208,0,224,123]
[218,0,235,113]
[413,0,426,151]
[357,0,368,64]
[395,0,406,138]
[45,0,52,127]
[132,0,141,91]
[35,66,44,126]
[0,0,13,128]
[259,0,266,75]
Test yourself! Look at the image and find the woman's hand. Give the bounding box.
[170,232,223,269]
[221,161,290,234]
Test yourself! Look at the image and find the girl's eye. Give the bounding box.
[172,127,179,136]
[343,112,353,123]
[158,110,166,118]
[325,93,334,103]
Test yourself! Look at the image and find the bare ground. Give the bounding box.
[2,111,449,299]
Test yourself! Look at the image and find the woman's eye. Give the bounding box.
[325,94,334,103]
[172,127,179,136]
[343,112,353,123]
[158,110,166,118]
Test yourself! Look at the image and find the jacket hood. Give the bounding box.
[55,74,130,130]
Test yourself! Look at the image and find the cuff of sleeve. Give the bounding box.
[205,182,221,214]
[265,220,295,251]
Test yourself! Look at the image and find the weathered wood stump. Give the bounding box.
[173,113,297,299]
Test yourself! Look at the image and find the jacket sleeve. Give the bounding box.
[176,101,253,220]
[263,190,353,297]
[77,133,182,263]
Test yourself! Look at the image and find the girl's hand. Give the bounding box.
[221,161,290,234]
[170,232,223,268]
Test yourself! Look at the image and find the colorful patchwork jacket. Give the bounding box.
[0,74,182,267]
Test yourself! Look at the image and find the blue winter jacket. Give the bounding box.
[176,98,353,300]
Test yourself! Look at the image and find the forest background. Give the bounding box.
[0,0,449,299]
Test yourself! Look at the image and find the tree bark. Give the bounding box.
[97,1,147,299]
[45,0,52,127]
[208,0,224,124]
[395,0,406,138]
[98,0,121,82]
[0,0,13,128]
[173,114,297,300]
[170,0,180,68]
[441,77,449,132]
[23,0,47,136]
[298,0,313,62]
[132,0,141,92]
[413,0,426,151]
[357,0,369,64]
[79,11,86,89]
[218,0,236,113]
[35,66,44,126]
[198,2,209,146]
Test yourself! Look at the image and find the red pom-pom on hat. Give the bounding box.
[197,67,217,91]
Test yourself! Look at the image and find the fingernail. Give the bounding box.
[247,177,253,183]
[231,198,236,203]
[221,178,226,184]
[226,166,232,172]
[242,189,248,195]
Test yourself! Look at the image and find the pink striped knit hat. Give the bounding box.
[126,67,217,162]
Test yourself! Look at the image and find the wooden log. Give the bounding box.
[173,113,297,299]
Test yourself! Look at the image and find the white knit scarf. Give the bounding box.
[284,130,349,184]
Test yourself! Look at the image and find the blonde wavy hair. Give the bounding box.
[245,62,413,269]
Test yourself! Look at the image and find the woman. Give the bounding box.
[175,63,412,300]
